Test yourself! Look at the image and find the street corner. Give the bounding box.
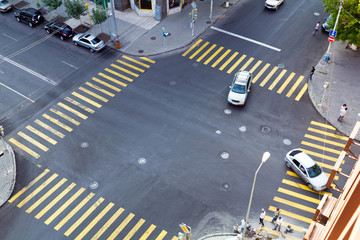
[0,140,17,207]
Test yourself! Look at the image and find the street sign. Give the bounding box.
[179,223,191,233]
[328,36,335,42]
[329,30,337,38]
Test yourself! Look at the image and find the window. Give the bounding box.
[307,164,322,178]
[135,0,152,10]
[293,159,300,168]
[169,0,180,9]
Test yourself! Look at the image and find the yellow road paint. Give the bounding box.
[239,57,254,71]
[304,134,345,148]
[35,119,65,138]
[79,87,108,103]
[92,77,121,93]
[252,63,270,83]
[123,218,146,240]
[122,55,150,68]
[268,69,287,90]
[139,57,155,64]
[64,197,105,236]
[171,237,179,240]
[105,68,134,82]
[110,64,139,77]
[226,54,246,74]
[75,202,115,240]
[310,121,336,130]
[307,127,348,141]
[26,178,67,214]
[249,60,262,73]
[155,230,167,240]
[286,75,304,97]
[26,125,57,145]
[264,216,304,233]
[204,47,223,65]
[273,196,315,213]
[299,148,340,163]
[287,171,337,188]
[64,97,95,114]
[107,213,135,240]
[85,82,115,97]
[9,138,40,159]
[260,66,278,87]
[325,172,339,180]
[116,60,144,72]
[211,49,231,68]
[301,141,341,155]
[278,187,320,204]
[268,206,312,223]
[282,179,332,195]
[54,192,95,230]
[42,113,73,132]
[8,169,49,203]
[45,188,85,225]
[17,174,58,208]
[140,224,156,240]
[50,109,80,126]
[71,92,102,108]
[58,102,88,120]
[189,41,209,59]
[91,207,124,240]
[98,73,127,87]
[182,39,202,57]
[18,131,49,151]
[219,52,238,71]
[35,183,76,219]
[277,72,295,94]
[295,83,308,101]
[197,44,216,62]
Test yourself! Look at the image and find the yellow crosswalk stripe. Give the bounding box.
[26,125,57,145]
[286,75,304,97]
[304,134,345,148]
[189,41,209,59]
[140,224,156,240]
[35,183,76,219]
[122,55,150,68]
[277,72,295,94]
[252,63,270,83]
[9,138,40,159]
[264,216,304,233]
[8,169,50,203]
[268,69,287,90]
[268,206,312,223]
[307,127,348,141]
[35,119,65,138]
[45,188,85,225]
[124,218,146,240]
[98,73,127,87]
[239,57,254,71]
[313,160,336,170]
[295,83,308,101]
[105,68,134,82]
[50,108,80,126]
[197,44,216,62]
[273,196,315,213]
[325,172,339,180]
[139,57,155,64]
[155,230,167,240]
[249,60,262,73]
[72,92,102,108]
[310,121,336,130]
[92,77,121,93]
[79,87,108,102]
[91,207,124,240]
[171,237,179,240]
[17,173,58,208]
[227,54,246,74]
[287,171,337,187]
[42,113,73,132]
[64,97,95,114]
[211,49,231,68]
[260,66,278,87]
[277,187,320,204]
[85,82,115,97]
[18,131,49,151]
[299,148,340,163]
[282,179,331,195]
[75,202,115,240]
[110,64,139,77]
[182,39,202,57]
[116,60,144,73]
[219,52,238,71]
[204,47,223,65]
[58,102,88,120]
[54,192,95,230]
[301,141,342,155]
[64,197,105,236]
[26,178,67,214]
[107,213,135,240]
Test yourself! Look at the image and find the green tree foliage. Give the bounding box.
[323,0,360,45]
[42,0,62,11]
[91,8,107,25]
[64,0,87,20]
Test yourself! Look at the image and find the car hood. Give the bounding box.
[228,90,246,101]
[72,34,83,41]
[310,172,329,190]
[266,0,279,5]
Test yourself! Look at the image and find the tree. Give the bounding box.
[323,0,360,46]
[42,0,62,12]
[64,0,87,25]
[91,8,107,32]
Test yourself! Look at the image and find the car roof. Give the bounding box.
[84,34,96,40]
[25,8,40,14]
[234,71,250,84]
[290,149,316,168]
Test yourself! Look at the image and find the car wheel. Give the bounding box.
[307,183,313,190]
[46,29,51,34]
[90,48,94,53]
[16,17,20,22]
[29,22,33,27]
[60,36,64,41]
[74,41,78,46]
[286,162,291,168]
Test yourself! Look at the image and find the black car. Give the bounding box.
[14,7,43,27]
[44,22,74,40]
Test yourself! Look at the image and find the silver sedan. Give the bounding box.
[72,33,105,53]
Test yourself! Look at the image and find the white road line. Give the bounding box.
[0,55,57,86]
[3,33,18,41]
[61,61,79,69]
[210,26,281,52]
[0,82,35,103]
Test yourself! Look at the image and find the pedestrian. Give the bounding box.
[309,67,315,80]
[240,219,245,233]
[259,208,266,227]
[271,208,280,223]
[312,22,321,35]
[273,216,283,231]
[337,104,347,122]
[233,224,240,233]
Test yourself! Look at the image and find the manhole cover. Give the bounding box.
[81,142,88,148]
[138,157,146,165]
[222,183,231,190]
[261,126,271,134]
[239,126,246,132]
[314,12,320,16]
[216,130,222,134]
[192,62,199,67]
[150,37,156,40]
[278,64,284,68]
[138,50,144,53]
[221,152,229,159]
[283,139,292,145]
[206,20,212,24]
[169,80,176,86]
[89,181,98,189]
[224,109,232,114]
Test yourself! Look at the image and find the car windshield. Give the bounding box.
[232,84,246,94]
[0,0,9,4]
[91,37,101,44]
[307,164,322,178]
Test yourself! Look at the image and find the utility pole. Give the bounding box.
[324,0,343,60]
[109,0,118,40]
[189,2,198,36]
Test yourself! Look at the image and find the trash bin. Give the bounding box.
[115,40,121,49]
[155,5,162,21]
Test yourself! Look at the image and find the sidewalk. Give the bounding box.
[0,137,16,207]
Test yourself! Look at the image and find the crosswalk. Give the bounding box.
[265,121,347,236]
[8,168,177,240]
[182,39,308,101]
[9,56,155,159]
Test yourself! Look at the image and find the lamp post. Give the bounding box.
[242,151,271,238]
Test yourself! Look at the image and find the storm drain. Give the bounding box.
[138,157,146,165]
[81,142,88,148]
[89,181,98,190]
[261,126,271,134]
[221,152,229,159]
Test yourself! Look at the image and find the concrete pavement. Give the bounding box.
[0,137,16,207]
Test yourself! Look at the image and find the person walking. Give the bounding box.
[271,208,280,223]
[312,22,321,35]
[240,219,245,233]
[259,208,266,227]
[337,104,348,122]
[273,216,283,231]
[309,67,315,80]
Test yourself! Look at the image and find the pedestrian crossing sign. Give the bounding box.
[179,223,191,233]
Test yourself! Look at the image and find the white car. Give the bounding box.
[265,0,284,10]
[227,70,252,106]
[285,149,329,191]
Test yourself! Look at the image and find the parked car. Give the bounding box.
[72,33,105,52]
[44,22,74,40]
[322,15,333,32]
[14,7,43,27]
[285,149,328,191]
[0,0,13,13]
[265,0,284,10]
[227,70,252,106]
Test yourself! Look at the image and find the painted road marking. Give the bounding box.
[304,134,345,148]
[26,125,57,145]
[300,148,340,163]
[155,230,168,240]
[107,213,135,240]
[50,108,81,126]
[310,121,336,130]
[287,171,336,188]
[139,224,156,240]
[197,44,216,62]
[277,72,295,94]
[307,127,348,141]
[295,83,308,101]
[273,196,315,213]
[85,82,115,97]
[123,218,146,240]
[264,216,303,233]
[92,77,121,93]
[211,49,231,68]
[64,97,95,114]
[204,46,223,65]
[182,39,202,57]
[91,207,125,240]
[252,63,270,83]
[239,57,254,71]
[268,69,287,90]
[35,119,65,138]
[189,41,209,59]
[219,52,238,71]
[42,113,73,132]
[260,66,278,87]
[122,56,150,68]
[18,131,49,151]
[110,64,139,77]
[282,179,332,195]
[98,73,127,87]
[269,206,312,223]
[286,75,304,97]
[227,54,246,74]
[139,57,155,64]
[116,60,144,73]
[249,60,262,73]
[0,82,35,103]
[71,92,102,108]
[58,102,88,120]
[79,87,108,102]
[105,68,133,82]
[301,141,342,155]
[277,187,320,204]
[9,138,40,158]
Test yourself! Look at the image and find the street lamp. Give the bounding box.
[243,151,271,238]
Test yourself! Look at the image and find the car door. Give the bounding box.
[79,38,90,48]
[298,164,309,183]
